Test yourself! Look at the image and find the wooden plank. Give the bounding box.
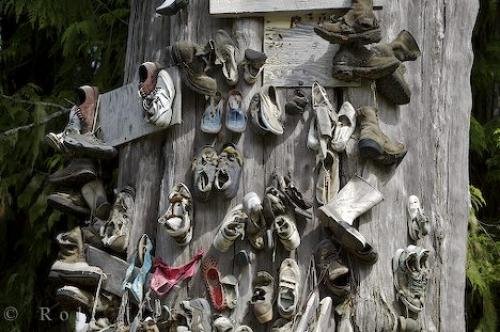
[210,0,384,17]
[263,15,359,88]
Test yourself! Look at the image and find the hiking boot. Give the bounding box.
[314,0,381,45]
[101,186,135,253]
[314,239,350,299]
[170,41,218,96]
[158,183,193,246]
[63,129,118,160]
[332,30,420,81]
[75,85,99,133]
[407,195,430,241]
[81,179,111,220]
[48,158,97,186]
[49,227,105,286]
[376,64,411,105]
[48,191,90,216]
[277,258,300,319]
[251,271,274,323]
[243,49,267,85]
[156,0,189,16]
[139,62,178,127]
[214,143,243,200]
[56,285,116,315]
[392,245,431,313]
[213,204,246,252]
[214,30,239,86]
[357,106,407,165]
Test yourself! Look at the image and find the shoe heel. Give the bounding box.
[358,139,383,160]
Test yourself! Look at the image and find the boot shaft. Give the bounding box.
[76,85,99,133]
[389,30,421,62]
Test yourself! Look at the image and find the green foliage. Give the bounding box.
[0,1,128,330]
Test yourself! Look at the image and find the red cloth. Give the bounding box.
[150,250,204,297]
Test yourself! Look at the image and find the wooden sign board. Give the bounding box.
[263,15,359,88]
[210,0,383,16]
[97,67,182,147]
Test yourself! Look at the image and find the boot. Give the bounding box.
[75,85,99,133]
[314,0,381,45]
[47,191,90,216]
[49,158,97,186]
[357,106,407,164]
[63,129,118,160]
[376,64,411,105]
[49,227,104,286]
[332,30,420,82]
[81,179,111,220]
[101,186,135,253]
[170,41,218,96]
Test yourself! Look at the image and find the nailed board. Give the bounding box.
[97,68,182,147]
[263,15,359,88]
[209,0,384,16]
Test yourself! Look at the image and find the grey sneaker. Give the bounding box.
[214,30,239,86]
[48,158,97,186]
[63,130,117,160]
[277,258,300,318]
[251,271,274,323]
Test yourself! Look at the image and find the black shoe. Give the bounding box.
[48,159,97,186]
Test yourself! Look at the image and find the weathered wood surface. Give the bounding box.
[263,15,359,88]
[118,0,478,331]
[209,0,384,17]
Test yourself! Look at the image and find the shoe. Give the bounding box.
[214,30,239,86]
[191,145,218,201]
[202,257,226,311]
[314,239,350,299]
[235,326,253,332]
[274,214,300,251]
[221,275,239,310]
[141,317,160,332]
[376,64,411,105]
[138,62,177,127]
[213,204,246,252]
[74,85,99,133]
[313,297,333,332]
[225,90,246,133]
[122,234,154,302]
[49,227,105,286]
[314,0,381,45]
[392,245,431,314]
[156,0,189,16]
[251,271,274,323]
[309,82,335,161]
[315,150,340,206]
[285,89,308,115]
[331,101,356,152]
[295,291,319,332]
[398,316,421,332]
[81,179,111,220]
[235,250,256,268]
[48,191,90,216]
[213,316,234,332]
[56,285,116,315]
[243,49,267,85]
[171,41,218,96]
[332,30,420,82]
[214,143,243,200]
[48,158,97,186]
[158,183,193,246]
[101,186,135,253]
[277,258,300,319]
[201,94,224,134]
[179,298,212,332]
[63,130,118,160]
[249,85,284,135]
[280,174,313,221]
[45,131,66,152]
[407,195,430,241]
[243,192,267,250]
[271,318,294,331]
[358,106,407,165]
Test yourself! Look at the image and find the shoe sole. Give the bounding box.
[333,60,400,82]
[49,269,102,286]
[56,289,89,312]
[314,27,382,45]
[48,169,97,186]
[358,139,407,165]
[63,138,117,160]
[376,70,411,105]
[47,196,90,216]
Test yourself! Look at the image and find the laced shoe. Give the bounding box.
[48,158,97,186]
[315,239,350,299]
[213,204,246,252]
[56,285,116,316]
[63,129,118,160]
[158,183,193,246]
[75,85,99,133]
[277,258,300,318]
[214,143,243,200]
[407,195,430,241]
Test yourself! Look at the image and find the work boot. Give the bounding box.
[49,158,97,186]
[49,227,105,286]
[376,64,411,105]
[243,49,267,85]
[75,85,99,133]
[101,186,135,253]
[214,30,239,86]
[81,179,111,220]
[251,271,274,323]
[156,0,189,16]
[332,30,420,82]
[357,106,407,165]
[314,0,381,45]
[48,191,90,216]
[170,41,218,96]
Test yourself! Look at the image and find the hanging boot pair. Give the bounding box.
[158,183,193,246]
[191,144,243,201]
[201,90,246,134]
[318,175,383,264]
[138,62,179,127]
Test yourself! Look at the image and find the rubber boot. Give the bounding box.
[81,179,111,220]
[357,106,407,165]
[315,0,381,45]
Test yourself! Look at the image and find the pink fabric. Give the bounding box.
[150,250,204,297]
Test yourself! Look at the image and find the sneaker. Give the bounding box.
[101,186,135,253]
[191,145,218,201]
[158,183,193,246]
[48,191,90,216]
[251,271,274,323]
[213,204,246,252]
[63,130,118,160]
[56,285,116,315]
[407,195,430,241]
[201,94,224,134]
[48,158,97,186]
[214,30,239,86]
[225,90,246,133]
[277,258,300,318]
[81,179,111,220]
[314,239,350,299]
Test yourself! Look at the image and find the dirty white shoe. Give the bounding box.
[407,195,430,241]
[274,214,300,251]
[213,204,246,252]
[221,275,239,310]
[243,192,267,250]
[277,258,300,319]
[158,183,193,246]
[331,101,356,152]
[313,297,333,332]
[213,316,234,332]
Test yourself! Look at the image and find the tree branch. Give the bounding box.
[0,94,69,111]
